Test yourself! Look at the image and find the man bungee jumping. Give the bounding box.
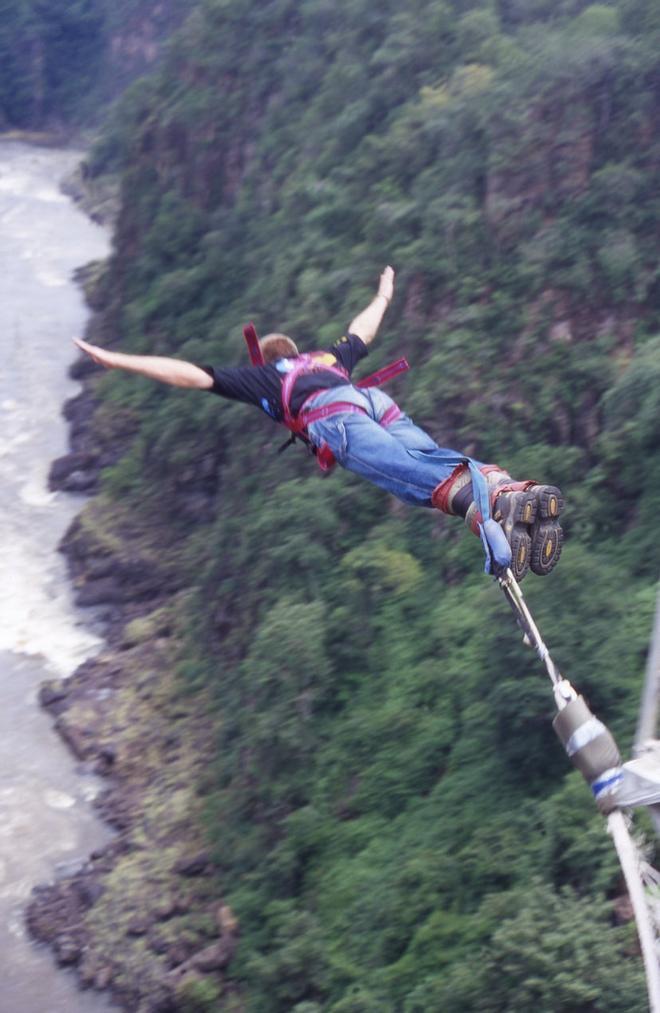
[75,267,563,580]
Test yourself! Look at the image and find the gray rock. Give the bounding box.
[75,876,105,908]
[94,966,114,990]
[127,916,151,937]
[76,578,125,607]
[48,452,97,490]
[54,934,82,966]
[190,939,235,971]
[38,680,68,708]
[60,469,98,493]
[173,851,211,877]
[54,717,94,760]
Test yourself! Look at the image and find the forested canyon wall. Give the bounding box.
[0,0,193,129]
[9,0,660,1009]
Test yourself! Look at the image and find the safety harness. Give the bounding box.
[243,322,409,472]
[242,323,509,573]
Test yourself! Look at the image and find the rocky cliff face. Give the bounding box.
[29,470,233,1009]
[0,0,194,130]
[26,3,660,1009]
[28,627,236,1010]
[100,0,196,102]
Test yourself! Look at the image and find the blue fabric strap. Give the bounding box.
[410,450,513,575]
[464,459,511,575]
[413,451,512,575]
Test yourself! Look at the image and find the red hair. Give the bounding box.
[259,333,299,363]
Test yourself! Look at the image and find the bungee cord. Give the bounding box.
[497,569,660,1012]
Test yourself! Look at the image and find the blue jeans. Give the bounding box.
[306,386,477,507]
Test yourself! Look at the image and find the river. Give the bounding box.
[0,140,116,1012]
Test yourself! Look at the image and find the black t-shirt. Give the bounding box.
[204,333,368,422]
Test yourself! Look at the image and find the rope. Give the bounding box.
[497,570,575,708]
[608,811,660,1012]
[498,567,660,1009]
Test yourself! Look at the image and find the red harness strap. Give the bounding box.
[356,357,409,389]
[242,323,410,471]
[243,323,265,366]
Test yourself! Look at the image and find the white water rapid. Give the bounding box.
[0,139,116,1013]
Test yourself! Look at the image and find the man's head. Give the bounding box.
[259,333,299,363]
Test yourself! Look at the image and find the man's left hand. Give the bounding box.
[378,265,395,304]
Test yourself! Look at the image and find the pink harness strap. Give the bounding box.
[242,323,409,471]
[300,400,367,425]
[297,396,403,472]
[380,404,403,426]
[299,398,402,428]
[280,353,350,433]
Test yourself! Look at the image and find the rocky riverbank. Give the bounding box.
[27,351,236,1011]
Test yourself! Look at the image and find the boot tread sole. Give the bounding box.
[495,485,564,580]
[529,486,563,577]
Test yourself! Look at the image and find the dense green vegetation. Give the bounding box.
[32,0,660,1007]
[0,0,192,127]
[0,0,104,124]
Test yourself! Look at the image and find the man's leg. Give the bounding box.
[306,388,563,579]
[364,389,444,453]
[364,390,564,579]
[307,410,459,506]
[378,414,442,452]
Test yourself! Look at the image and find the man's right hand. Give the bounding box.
[73,337,214,389]
[74,338,118,369]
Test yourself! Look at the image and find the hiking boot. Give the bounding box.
[529,485,564,577]
[491,487,537,581]
[432,465,564,581]
[492,482,564,580]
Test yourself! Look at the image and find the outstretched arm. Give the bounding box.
[74,338,214,389]
[348,266,395,346]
